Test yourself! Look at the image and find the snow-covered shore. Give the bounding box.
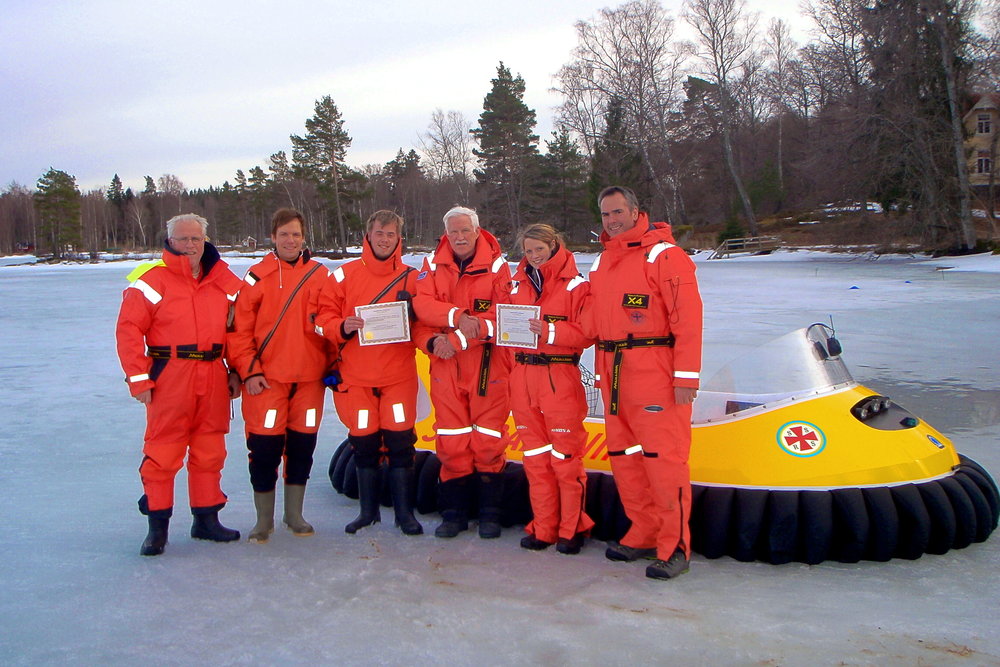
[0,250,997,665]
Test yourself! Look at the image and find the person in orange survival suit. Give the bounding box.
[508,224,596,555]
[116,213,244,556]
[312,210,435,536]
[227,208,331,544]
[581,186,703,580]
[413,206,513,539]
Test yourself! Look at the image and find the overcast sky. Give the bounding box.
[1,0,810,194]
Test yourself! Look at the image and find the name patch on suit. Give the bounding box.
[622,293,649,309]
[474,299,492,312]
[544,314,567,323]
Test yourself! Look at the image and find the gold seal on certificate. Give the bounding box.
[496,303,539,348]
[355,301,410,346]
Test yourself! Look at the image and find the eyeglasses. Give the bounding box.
[170,236,208,244]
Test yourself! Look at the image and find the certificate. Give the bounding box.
[356,301,410,346]
[496,303,540,349]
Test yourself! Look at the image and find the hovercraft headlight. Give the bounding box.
[851,395,920,430]
[852,395,888,422]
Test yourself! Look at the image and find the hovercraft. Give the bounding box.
[329,323,999,564]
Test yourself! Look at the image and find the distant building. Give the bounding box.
[964,93,999,205]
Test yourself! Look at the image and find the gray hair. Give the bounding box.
[442,206,479,230]
[166,213,209,238]
[597,185,640,212]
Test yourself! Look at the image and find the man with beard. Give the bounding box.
[413,206,513,539]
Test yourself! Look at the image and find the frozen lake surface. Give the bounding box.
[1,249,998,665]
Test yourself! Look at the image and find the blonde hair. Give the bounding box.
[517,223,562,249]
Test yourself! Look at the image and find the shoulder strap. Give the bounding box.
[370,266,413,305]
[247,261,324,375]
[333,266,413,358]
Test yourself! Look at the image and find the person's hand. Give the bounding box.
[135,389,152,405]
[431,333,457,360]
[245,375,270,396]
[458,313,481,339]
[343,315,365,334]
[675,387,698,405]
[527,318,545,335]
[228,372,242,399]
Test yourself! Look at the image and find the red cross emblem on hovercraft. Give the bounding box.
[777,421,826,457]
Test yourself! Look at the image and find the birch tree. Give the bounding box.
[554,0,691,222]
[684,0,760,234]
[419,109,474,201]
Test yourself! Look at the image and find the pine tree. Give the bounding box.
[268,151,291,182]
[216,180,240,242]
[290,95,353,250]
[384,149,427,234]
[588,97,648,220]
[35,168,81,258]
[248,166,270,236]
[537,130,591,241]
[472,62,541,238]
[107,174,126,247]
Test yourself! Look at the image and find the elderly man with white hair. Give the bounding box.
[116,213,243,556]
[413,206,513,539]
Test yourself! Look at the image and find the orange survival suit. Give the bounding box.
[313,237,434,535]
[582,213,703,560]
[313,237,433,465]
[508,244,596,545]
[115,241,242,518]
[413,229,512,531]
[227,250,330,493]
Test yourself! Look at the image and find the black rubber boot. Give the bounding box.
[388,466,423,535]
[434,475,471,538]
[477,472,505,539]
[137,496,172,556]
[345,466,381,534]
[140,515,170,556]
[191,507,240,542]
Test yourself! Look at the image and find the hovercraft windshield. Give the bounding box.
[693,323,854,424]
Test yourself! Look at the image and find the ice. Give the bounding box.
[0,250,998,665]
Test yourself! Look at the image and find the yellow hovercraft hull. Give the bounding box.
[330,346,999,564]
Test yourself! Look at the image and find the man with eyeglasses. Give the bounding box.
[116,213,244,556]
[412,206,513,539]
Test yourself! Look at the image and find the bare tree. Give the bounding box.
[801,0,870,104]
[553,62,606,158]
[802,0,879,218]
[418,109,473,200]
[985,0,1000,85]
[554,0,692,222]
[0,183,37,254]
[924,0,977,249]
[157,174,185,217]
[764,18,797,195]
[684,0,760,234]
[126,195,147,248]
